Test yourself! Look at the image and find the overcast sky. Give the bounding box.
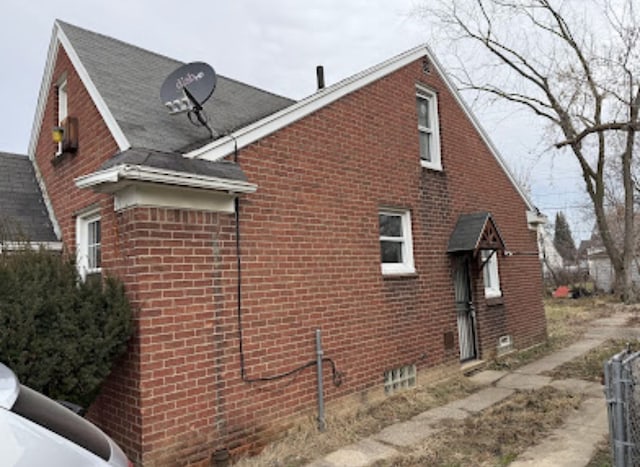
[1,0,590,239]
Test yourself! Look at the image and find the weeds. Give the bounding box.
[376,387,582,466]
[233,298,623,466]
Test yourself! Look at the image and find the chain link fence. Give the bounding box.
[604,347,640,467]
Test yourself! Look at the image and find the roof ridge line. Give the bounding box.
[55,19,184,67]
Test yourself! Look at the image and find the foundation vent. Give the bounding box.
[384,364,416,394]
[497,334,513,355]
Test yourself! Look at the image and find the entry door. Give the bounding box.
[454,255,477,361]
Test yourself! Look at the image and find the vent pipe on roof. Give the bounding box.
[316,66,325,90]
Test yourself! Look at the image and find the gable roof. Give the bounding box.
[28,20,540,220]
[28,20,295,157]
[447,212,506,254]
[182,43,539,216]
[0,152,58,244]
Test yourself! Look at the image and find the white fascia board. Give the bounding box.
[75,166,122,188]
[75,164,257,194]
[27,27,59,159]
[28,22,130,156]
[55,23,130,151]
[185,44,430,162]
[424,45,537,213]
[27,27,62,240]
[0,241,63,252]
[527,210,547,228]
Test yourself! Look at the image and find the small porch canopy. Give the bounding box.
[447,212,506,256]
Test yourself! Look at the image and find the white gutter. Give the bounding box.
[0,241,63,252]
[75,164,257,194]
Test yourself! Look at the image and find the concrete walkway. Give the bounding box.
[306,313,638,467]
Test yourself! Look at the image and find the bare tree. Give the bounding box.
[417,0,640,302]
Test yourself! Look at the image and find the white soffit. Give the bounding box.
[0,241,63,252]
[113,183,236,213]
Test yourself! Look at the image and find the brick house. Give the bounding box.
[21,19,547,466]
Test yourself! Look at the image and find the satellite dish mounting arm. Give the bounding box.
[183,86,214,139]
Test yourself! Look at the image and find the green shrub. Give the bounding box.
[0,247,132,407]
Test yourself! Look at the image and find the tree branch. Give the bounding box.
[555,122,640,148]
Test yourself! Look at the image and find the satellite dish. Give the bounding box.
[160,62,217,114]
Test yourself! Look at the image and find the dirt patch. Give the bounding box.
[373,387,583,467]
[233,375,478,467]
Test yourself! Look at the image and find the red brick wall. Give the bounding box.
[32,46,143,460]
[35,44,546,466]
[112,207,238,465]
[198,55,547,458]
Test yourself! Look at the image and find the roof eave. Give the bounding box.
[186,42,538,216]
[0,241,63,252]
[184,44,430,162]
[74,164,257,194]
[29,21,131,158]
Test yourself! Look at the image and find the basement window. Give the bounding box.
[384,365,417,394]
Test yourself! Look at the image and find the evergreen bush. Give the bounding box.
[0,247,132,407]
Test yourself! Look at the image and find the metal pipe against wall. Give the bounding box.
[316,329,326,432]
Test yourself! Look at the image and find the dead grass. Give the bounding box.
[489,297,618,373]
[373,387,583,467]
[233,376,478,467]
[233,297,622,466]
[545,339,638,381]
[586,437,612,467]
[544,297,617,341]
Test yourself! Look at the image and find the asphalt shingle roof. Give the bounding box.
[447,212,496,253]
[101,148,249,181]
[58,20,295,154]
[0,152,57,242]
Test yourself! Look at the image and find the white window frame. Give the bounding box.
[379,209,415,275]
[57,78,68,156]
[416,87,442,171]
[76,209,101,280]
[481,250,502,298]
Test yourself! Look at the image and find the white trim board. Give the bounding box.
[75,164,257,194]
[186,43,537,214]
[27,20,130,158]
[112,183,237,213]
[185,44,430,162]
[0,241,63,252]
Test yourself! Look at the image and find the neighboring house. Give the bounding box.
[582,207,640,293]
[586,242,640,293]
[15,20,548,466]
[587,244,615,292]
[576,239,592,273]
[0,152,60,251]
[537,226,563,283]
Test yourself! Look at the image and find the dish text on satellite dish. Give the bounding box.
[161,62,217,114]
